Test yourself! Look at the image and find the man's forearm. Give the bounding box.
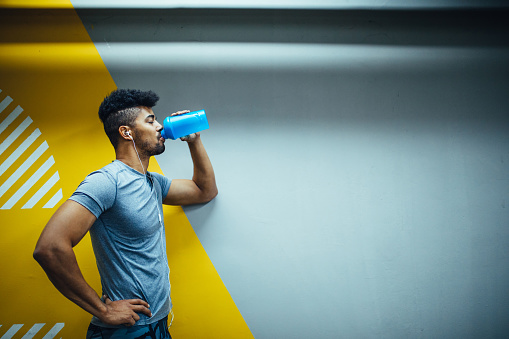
[34,244,107,319]
[188,135,218,200]
[35,244,152,326]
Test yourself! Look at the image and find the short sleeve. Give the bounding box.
[69,171,117,218]
[151,172,172,199]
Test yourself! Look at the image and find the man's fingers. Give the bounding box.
[127,299,152,317]
[171,109,191,116]
[101,298,152,326]
[128,298,150,308]
[132,304,153,317]
[126,317,136,326]
[180,132,200,142]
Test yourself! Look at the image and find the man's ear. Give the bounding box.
[119,126,132,140]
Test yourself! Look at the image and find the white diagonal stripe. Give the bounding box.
[41,323,64,339]
[0,141,48,198]
[43,188,63,209]
[20,323,45,339]
[0,105,23,135]
[0,128,41,176]
[0,116,32,156]
[0,95,13,114]
[22,171,60,209]
[1,156,55,209]
[0,324,23,339]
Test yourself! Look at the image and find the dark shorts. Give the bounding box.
[86,316,172,339]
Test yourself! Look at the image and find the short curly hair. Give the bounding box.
[98,89,160,148]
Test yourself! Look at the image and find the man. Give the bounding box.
[33,89,217,338]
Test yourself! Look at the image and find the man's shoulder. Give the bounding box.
[71,162,121,216]
[98,160,123,174]
[81,161,122,187]
[88,161,125,178]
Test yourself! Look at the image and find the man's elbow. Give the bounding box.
[202,187,218,203]
[33,243,50,265]
[33,241,59,267]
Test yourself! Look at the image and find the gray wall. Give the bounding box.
[75,5,509,338]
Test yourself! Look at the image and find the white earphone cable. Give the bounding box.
[130,136,146,176]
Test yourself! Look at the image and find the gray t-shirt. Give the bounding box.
[70,160,172,327]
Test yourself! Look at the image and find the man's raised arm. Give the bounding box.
[164,132,218,206]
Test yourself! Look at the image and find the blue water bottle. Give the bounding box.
[160,109,209,140]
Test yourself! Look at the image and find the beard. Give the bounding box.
[139,139,165,157]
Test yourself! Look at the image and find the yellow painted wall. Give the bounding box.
[0,2,252,337]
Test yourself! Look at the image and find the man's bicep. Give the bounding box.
[163,179,203,206]
[39,200,97,248]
